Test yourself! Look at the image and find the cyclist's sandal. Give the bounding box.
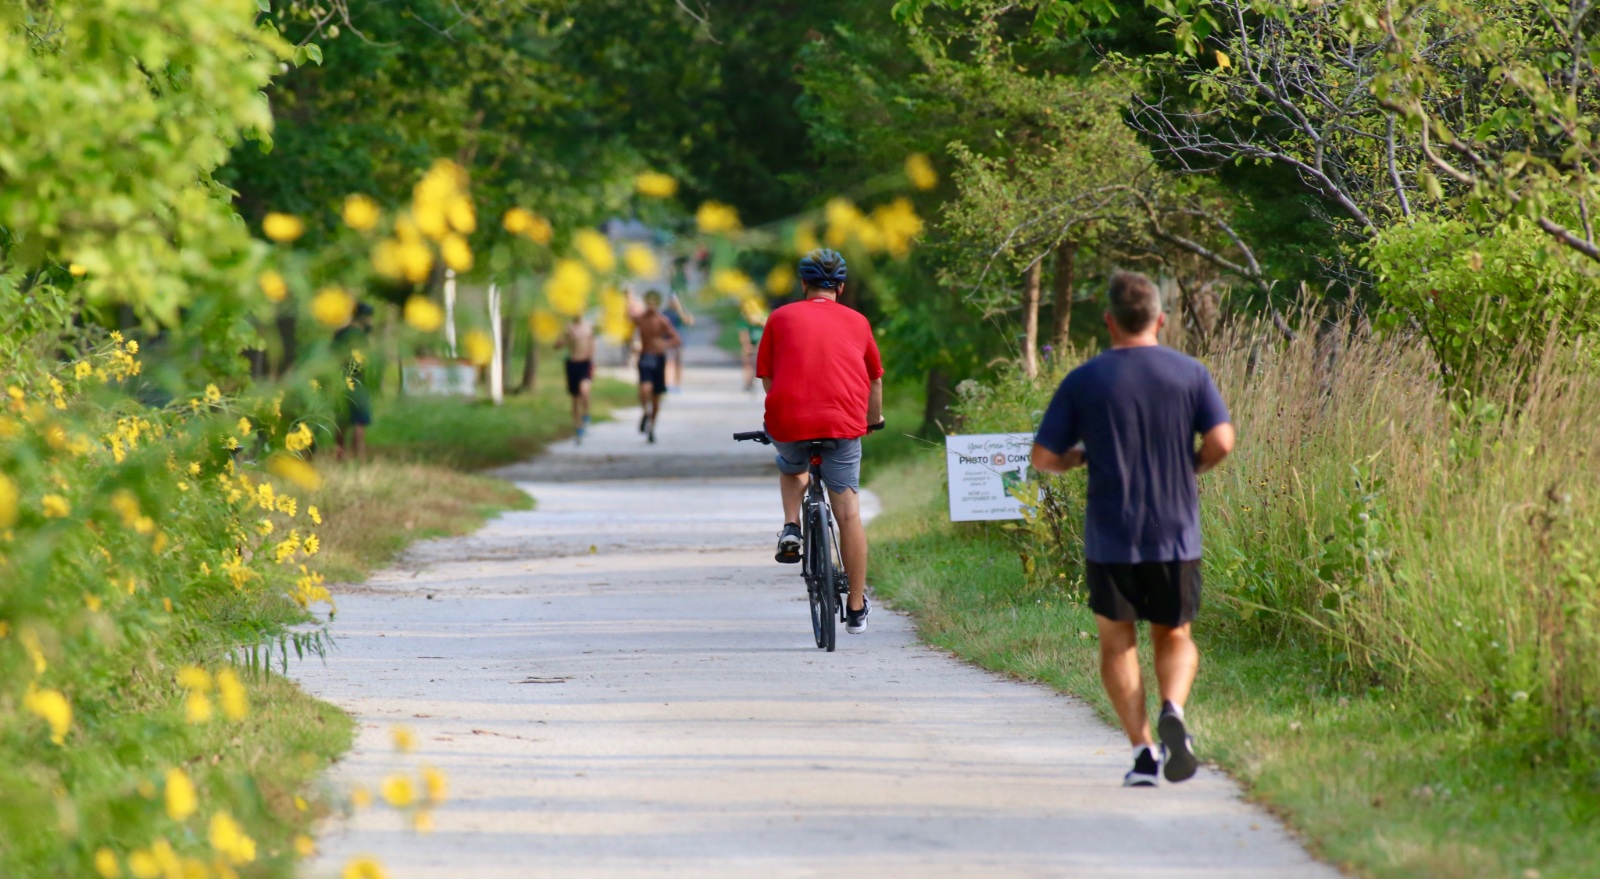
[774,523,802,564]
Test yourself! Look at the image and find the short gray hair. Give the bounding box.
[1107,270,1161,333]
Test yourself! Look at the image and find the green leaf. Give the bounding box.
[305,43,322,66]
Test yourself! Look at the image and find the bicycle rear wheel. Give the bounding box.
[807,503,837,652]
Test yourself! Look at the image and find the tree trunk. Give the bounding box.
[1021,259,1042,379]
[274,313,298,377]
[518,333,538,394]
[920,367,954,437]
[1051,240,1077,352]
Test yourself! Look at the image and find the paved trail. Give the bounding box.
[293,331,1340,879]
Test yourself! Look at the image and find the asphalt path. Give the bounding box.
[292,327,1341,879]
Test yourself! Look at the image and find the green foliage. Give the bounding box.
[1366,213,1600,381]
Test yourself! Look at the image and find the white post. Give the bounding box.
[488,281,505,405]
[444,269,459,358]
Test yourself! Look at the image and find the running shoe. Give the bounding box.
[1157,701,1198,783]
[845,596,870,634]
[575,426,585,445]
[647,422,657,444]
[638,413,649,433]
[1124,744,1161,787]
[774,523,802,564]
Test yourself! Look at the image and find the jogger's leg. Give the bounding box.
[1095,616,1153,747]
[1150,623,1199,709]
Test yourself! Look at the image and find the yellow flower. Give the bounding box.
[342,856,387,879]
[381,775,415,808]
[905,152,938,190]
[463,330,494,367]
[209,811,258,865]
[217,668,249,721]
[293,835,316,857]
[165,768,197,821]
[343,194,381,232]
[872,197,923,257]
[0,474,16,528]
[600,286,632,343]
[127,850,159,879]
[574,229,616,273]
[525,214,554,245]
[712,268,754,296]
[257,267,289,301]
[399,241,433,283]
[94,847,119,878]
[311,287,356,328]
[308,505,322,525]
[422,765,447,803]
[69,263,88,277]
[404,296,444,332]
[765,264,794,296]
[413,809,435,834]
[392,726,416,753]
[262,212,305,243]
[502,207,536,235]
[530,310,563,345]
[303,534,320,555]
[24,685,71,745]
[441,234,473,272]
[622,245,658,278]
[546,259,592,317]
[42,493,70,518]
[268,455,323,491]
[1216,49,1232,71]
[285,422,315,452]
[695,201,741,234]
[447,196,476,234]
[186,691,213,724]
[177,666,213,692]
[634,171,678,198]
[350,785,373,809]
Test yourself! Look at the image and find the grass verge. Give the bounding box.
[869,451,1600,879]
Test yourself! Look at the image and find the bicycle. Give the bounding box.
[734,428,855,651]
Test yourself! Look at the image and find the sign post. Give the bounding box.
[944,433,1037,522]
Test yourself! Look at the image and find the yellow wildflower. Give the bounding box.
[905,153,938,190]
[127,850,159,879]
[262,212,305,243]
[634,171,678,198]
[259,271,289,303]
[303,534,320,556]
[447,196,476,234]
[186,691,213,724]
[285,422,315,452]
[766,264,794,296]
[42,493,70,518]
[209,811,258,865]
[343,194,381,231]
[546,259,592,316]
[308,505,322,525]
[342,856,387,879]
[623,245,658,278]
[404,296,444,332]
[502,207,536,235]
[399,240,435,282]
[413,810,435,834]
[311,287,356,328]
[69,263,88,277]
[24,685,71,744]
[165,768,197,821]
[422,765,448,803]
[392,726,416,753]
[350,785,373,809]
[463,330,494,367]
[695,201,742,234]
[293,835,316,857]
[525,213,554,245]
[381,775,415,808]
[574,229,616,273]
[530,310,563,345]
[712,268,754,296]
[94,847,119,878]
[257,518,274,537]
[441,234,473,272]
[216,668,249,721]
[205,384,222,403]
[0,474,15,528]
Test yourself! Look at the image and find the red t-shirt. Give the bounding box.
[756,297,884,442]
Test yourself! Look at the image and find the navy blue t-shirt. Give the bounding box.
[1034,346,1230,564]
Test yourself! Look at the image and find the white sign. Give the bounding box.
[945,432,1036,522]
[403,358,479,396]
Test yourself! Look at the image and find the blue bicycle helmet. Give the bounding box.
[797,248,847,290]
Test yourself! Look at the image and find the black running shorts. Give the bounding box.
[564,358,592,396]
[1085,560,1201,628]
[637,352,667,390]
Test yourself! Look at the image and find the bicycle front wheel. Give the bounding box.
[807,504,837,652]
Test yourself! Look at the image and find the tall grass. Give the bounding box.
[961,314,1600,748]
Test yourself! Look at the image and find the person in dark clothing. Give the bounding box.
[333,302,375,461]
[1031,270,1235,787]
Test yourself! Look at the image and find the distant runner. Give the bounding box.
[632,290,681,444]
[556,314,596,444]
[333,301,375,461]
[663,292,696,393]
[737,299,767,393]
[1030,270,1234,788]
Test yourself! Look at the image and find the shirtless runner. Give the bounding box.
[633,289,682,444]
[556,314,596,444]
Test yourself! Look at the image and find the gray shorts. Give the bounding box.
[772,437,862,493]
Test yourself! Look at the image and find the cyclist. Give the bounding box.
[756,249,884,634]
[632,289,681,443]
[1030,270,1234,787]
